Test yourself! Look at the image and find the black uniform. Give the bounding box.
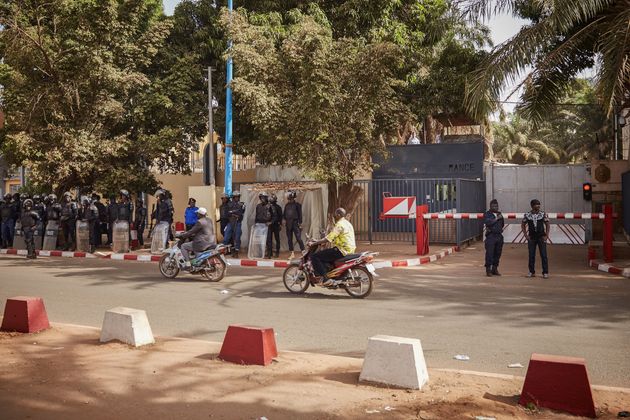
[222,199,245,253]
[79,203,99,252]
[266,202,283,257]
[45,202,62,249]
[153,198,174,240]
[523,211,549,275]
[283,201,304,252]
[483,210,504,272]
[135,204,147,246]
[93,200,107,247]
[116,201,134,223]
[21,209,40,258]
[60,201,78,251]
[219,201,230,237]
[1,200,16,248]
[106,200,118,245]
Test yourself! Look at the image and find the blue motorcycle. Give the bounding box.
[159,240,231,281]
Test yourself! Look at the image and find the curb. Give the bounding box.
[0,246,460,269]
[589,259,630,278]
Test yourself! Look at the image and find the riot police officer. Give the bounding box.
[44,194,62,250]
[91,194,107,247]
[59,192,78,251]
[484,199,504,276]
[219,193,230,238]
[79,196,99,253]
[152,189,174,241]
[116,189,134,224]
[283,190,305,258]
[267,194,282,258]
[223,191,245,258]
[1,194,16,248]
[21,199,40,259]
[134,197,147,246]
[106,195,118,246]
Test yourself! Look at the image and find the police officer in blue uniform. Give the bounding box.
[484,199,504,277]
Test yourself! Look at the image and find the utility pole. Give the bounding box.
[207,66,215,186]
[224,0,234,195]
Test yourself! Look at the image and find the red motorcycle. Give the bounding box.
[282,240,378,298]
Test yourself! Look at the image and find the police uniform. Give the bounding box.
[223,196,245,256]
[483,210,504,274]
[523,211,549,275]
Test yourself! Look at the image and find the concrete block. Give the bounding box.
[99,307,155,347]
[359,335,429,389]
[219,325,278,366]
[519,353,596,418]
[1,296,50,333]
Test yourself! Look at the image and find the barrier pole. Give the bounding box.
[416,205,429,256]
[603,204,613,263]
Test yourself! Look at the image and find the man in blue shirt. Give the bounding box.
[484,199,504,277]
[184,198,198,231]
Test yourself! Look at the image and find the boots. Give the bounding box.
[491,267,501,276]
[273,251,279,258]
[486,269,492,277]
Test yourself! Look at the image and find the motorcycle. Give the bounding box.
[282,239,378,298]
[159,240,231,281]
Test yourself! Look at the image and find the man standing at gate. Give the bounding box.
[521,199,550,278]
[484,199,504,277]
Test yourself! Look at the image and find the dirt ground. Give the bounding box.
[1,324,628,420]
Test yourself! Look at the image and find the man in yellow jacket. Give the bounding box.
[310,208,356,286]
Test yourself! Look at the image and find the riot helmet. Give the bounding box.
[23,199,34,209]
[270,194,277,203]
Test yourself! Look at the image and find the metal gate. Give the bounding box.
[351,179,485,245]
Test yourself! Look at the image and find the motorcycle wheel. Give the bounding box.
[282,264,310,294]
[344,266,373,299]
[200,257,227,282]
[159,254,180,279]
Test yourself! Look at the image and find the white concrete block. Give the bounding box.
[359,335,429,389]
[100,307,155,347]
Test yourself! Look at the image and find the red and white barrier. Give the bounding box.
[0,249,97,258]
[422,212,607,220]
[589,260,630,278]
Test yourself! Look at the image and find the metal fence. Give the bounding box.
[351,178,485,246]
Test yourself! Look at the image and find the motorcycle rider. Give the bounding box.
[267,194,282,259]
[134,197,147,246]
[223,191,245,258]
[1,194,16,248]
[283,190,305,259]
[218,193,230,238]
[59,192,78,251]
[79,196,99,253]
[309,208,356,286]
[21,199,40,259]
[178,207,216,270]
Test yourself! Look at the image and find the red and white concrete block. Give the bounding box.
[372,246,459,269]
[0,249,97,258]
[423,212,606,220]
[589,260,630,278]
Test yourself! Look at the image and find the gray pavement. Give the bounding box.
[1,244,629,387]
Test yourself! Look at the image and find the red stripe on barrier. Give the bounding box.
[6,249,17,255]
[273,261,289,268]
[420,257,431,264]
[73,252,87,258]
[151,255,162,262]
[50,251,62,257]
[123,254,138,260]
[391,260,408,267]
[241,259,258,267]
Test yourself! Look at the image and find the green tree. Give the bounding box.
[222,7,411,216]
[463,0,630,122]
[0,0,196,194]
[492,116,561,164]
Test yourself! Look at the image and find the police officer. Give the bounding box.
[44,194,62,250]
[283,190,304,259]
[152,189,175,242]
[91,194,107,247]
[80,196,100,253]
[266,194,282,258]
[106,195,118,246]
[521,199,550,278]
[21,199,40,259]
[59,192,78,251]
[218,193,230,238]
[223,191,245,258]
[33,195,46,223]
[1,194,16,248]
[134,197,147,246]
[484,199,504,277]
[116,189,134,224]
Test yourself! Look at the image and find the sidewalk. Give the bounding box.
[0,241,460,269]
[1,322,628,419]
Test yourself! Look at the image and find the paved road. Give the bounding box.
[1,245,629,387]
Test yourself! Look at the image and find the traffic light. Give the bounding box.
[583,183,592,201]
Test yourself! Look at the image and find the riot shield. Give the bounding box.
[43,221,60,250]
[34,220,45,250]
[12,220,26,250]
[112,220,130,253]
[150,222,170,254]
[247,223,269,260]
[75,220,91,252]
